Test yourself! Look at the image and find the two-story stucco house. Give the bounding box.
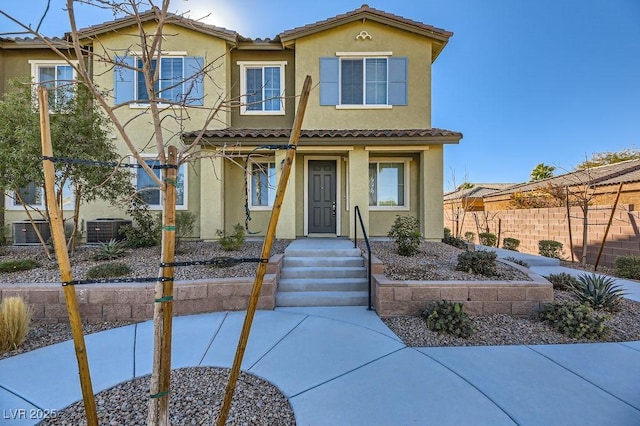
[1,5,461,243]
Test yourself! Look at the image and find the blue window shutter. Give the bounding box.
[388,57,408,106]
[319,57,339,106]
[114,56,135,104]
[184,56,204,106]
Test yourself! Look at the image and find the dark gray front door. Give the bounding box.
[308,160,337,233]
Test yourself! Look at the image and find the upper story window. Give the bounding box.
[114,53,204,107]
[238,61,286,115]
[29,60,77,109]
[368,159,410,210]
[136,57,184,103]
[341,57,387,105]
[319,54,407,108]
[135,158,187,209]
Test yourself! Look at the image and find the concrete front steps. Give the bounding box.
[276,239,368,307]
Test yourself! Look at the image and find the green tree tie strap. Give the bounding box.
[150,390,169,399]
[155,296,174,303]
[163,225,176,231]
[164,177,177,186]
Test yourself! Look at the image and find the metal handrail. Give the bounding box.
[354,205,373,310]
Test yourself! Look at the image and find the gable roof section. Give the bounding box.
[73,9,238,45]
[278,4,453,59]
[488,160,640,197]
[444,183,517,201]
[186,128,462,146]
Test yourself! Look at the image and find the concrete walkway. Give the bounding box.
[1,306,639,425]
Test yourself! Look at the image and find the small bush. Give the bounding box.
[502,237,520,251]
[217,223,245,251]
[388,215,422,256]
[479,232,497,247]
[122,210,162,248]
[538,240,564,259]
[546,272,579,291]
[86,262,131,279]
[614,255,640,280]
[0,259,40,273]
[539,301,608,339]
[93,239,127,261]
[176,211,197,248]
[503,256,529,268]
[463,232,475,243]
[442,234,468,250]
[456,250,497,276]
[422,300,474,338]
[569,273,626,311]
[443,227,452,238]
[0,297,33,353]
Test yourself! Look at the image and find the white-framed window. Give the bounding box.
[248,160,276,209]
[341,57,387,105]
[136,56,184,103]
[238,61,286,115]
[6,180,74,210]
[29,60,77,109]
[368,159,410,210]
[135,158,187,210]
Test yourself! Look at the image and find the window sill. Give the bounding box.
[369,206,410,212]
[248,206,273,211]
[240,110,286,116]
[335,105,393,110]
[129,103,184,110]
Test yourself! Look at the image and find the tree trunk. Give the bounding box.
[581,200,589,266]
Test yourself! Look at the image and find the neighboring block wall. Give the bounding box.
[444,204,640,268]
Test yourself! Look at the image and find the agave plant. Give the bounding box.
[93,239,127,261]
[569,273,626,311]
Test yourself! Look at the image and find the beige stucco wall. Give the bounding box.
[293,20,433,130]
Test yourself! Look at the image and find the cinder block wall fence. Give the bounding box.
[445,204,640,268]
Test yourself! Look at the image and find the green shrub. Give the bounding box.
[502,237,520,251]
[122,210,162,248]
[388,215,422,256]
[442,234,468,250]
[479,232,497,247]
[538,240,564,259]
[456,250,497,276]
[422,300,474,338]
[0,297,33,353]
[503,256,529,268]
[443,227,452,238]
[614,255,640,280]
[539,301,608,339]
[463,232,475,243]
[569,273,625,311]
[217,223,245,251]
[176,211,197,248]
[546,272,579,291]
[0,259,40,273]
[86,262,131,279]
[93,239,127,261]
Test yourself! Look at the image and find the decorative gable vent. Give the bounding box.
[86,218,132,244]
[12,220,51,245]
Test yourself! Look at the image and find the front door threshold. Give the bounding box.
[306,233,338,238]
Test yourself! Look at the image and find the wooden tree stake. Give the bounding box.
[217,76,312,425]
[38,87,98,425]
[595,182,624,270]
[148,145,178,425]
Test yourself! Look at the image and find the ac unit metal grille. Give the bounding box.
[86,218,132,244]
[12,220,51,245]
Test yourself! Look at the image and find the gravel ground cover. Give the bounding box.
[2,239,640,424]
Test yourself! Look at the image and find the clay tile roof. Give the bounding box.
[0,36,70,49]
[278,4,452,43]
[183,128,463,141]
[487,159,640,197]
[444,183,517,201]
[73,9,238,44]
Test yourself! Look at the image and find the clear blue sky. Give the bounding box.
[2,0,639,189]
